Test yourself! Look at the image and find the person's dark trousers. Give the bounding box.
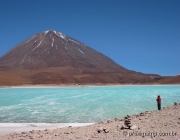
[158,104,161,110]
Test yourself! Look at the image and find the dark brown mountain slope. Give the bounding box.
[0,30,162,85]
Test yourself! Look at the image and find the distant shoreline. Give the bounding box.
[0,84,180,88]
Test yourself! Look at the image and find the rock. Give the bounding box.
[69,126,72,128]
[29,136,34,139]
[124,122,131,125]
[124,120,131,122]
[98,121,104,124]
[64,132,70,134]
[127,124,133,127]
[76,136,81,139]
[174,102,178,106]
[124,115,130,119]
[107,120,111,123]
[115,118,119,121]
[21,132,26,134]
[117,125,122,129]
[145,111,151,114]
[140,113,144,116]
[130,125,137,130]
[97,127,103,133]
[104,129,109,133]
[121,125,129,129]
[30,124,37,127]
[97,127,109,133]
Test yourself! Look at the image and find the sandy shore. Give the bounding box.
[1,84,179,89]
[0,123,93,135]
[0,104,180,140]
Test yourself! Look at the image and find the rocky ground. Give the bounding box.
[0,104,180,140]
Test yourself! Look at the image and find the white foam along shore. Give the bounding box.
[0,123,94,135]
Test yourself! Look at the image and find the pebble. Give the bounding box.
[76,136,81,139]
[64,132,70,134]
[21,132,26,134]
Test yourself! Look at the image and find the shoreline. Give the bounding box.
[0,123,94,135]
[0,84,180,88]
[0,104,180,139]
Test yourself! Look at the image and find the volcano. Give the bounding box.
[0,30,162,85]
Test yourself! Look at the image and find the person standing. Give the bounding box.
[156,95,161,110]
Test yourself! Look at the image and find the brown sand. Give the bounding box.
[0,105,180,140]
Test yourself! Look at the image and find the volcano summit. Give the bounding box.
[0,30,161,85]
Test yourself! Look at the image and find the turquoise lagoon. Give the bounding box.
[0,85,180,123]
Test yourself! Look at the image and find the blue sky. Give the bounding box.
[0,0,180,76]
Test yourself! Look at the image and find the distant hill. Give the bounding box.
[0,30,163,85]
[158,75,180,84]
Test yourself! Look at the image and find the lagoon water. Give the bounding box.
[0,85,180,123]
